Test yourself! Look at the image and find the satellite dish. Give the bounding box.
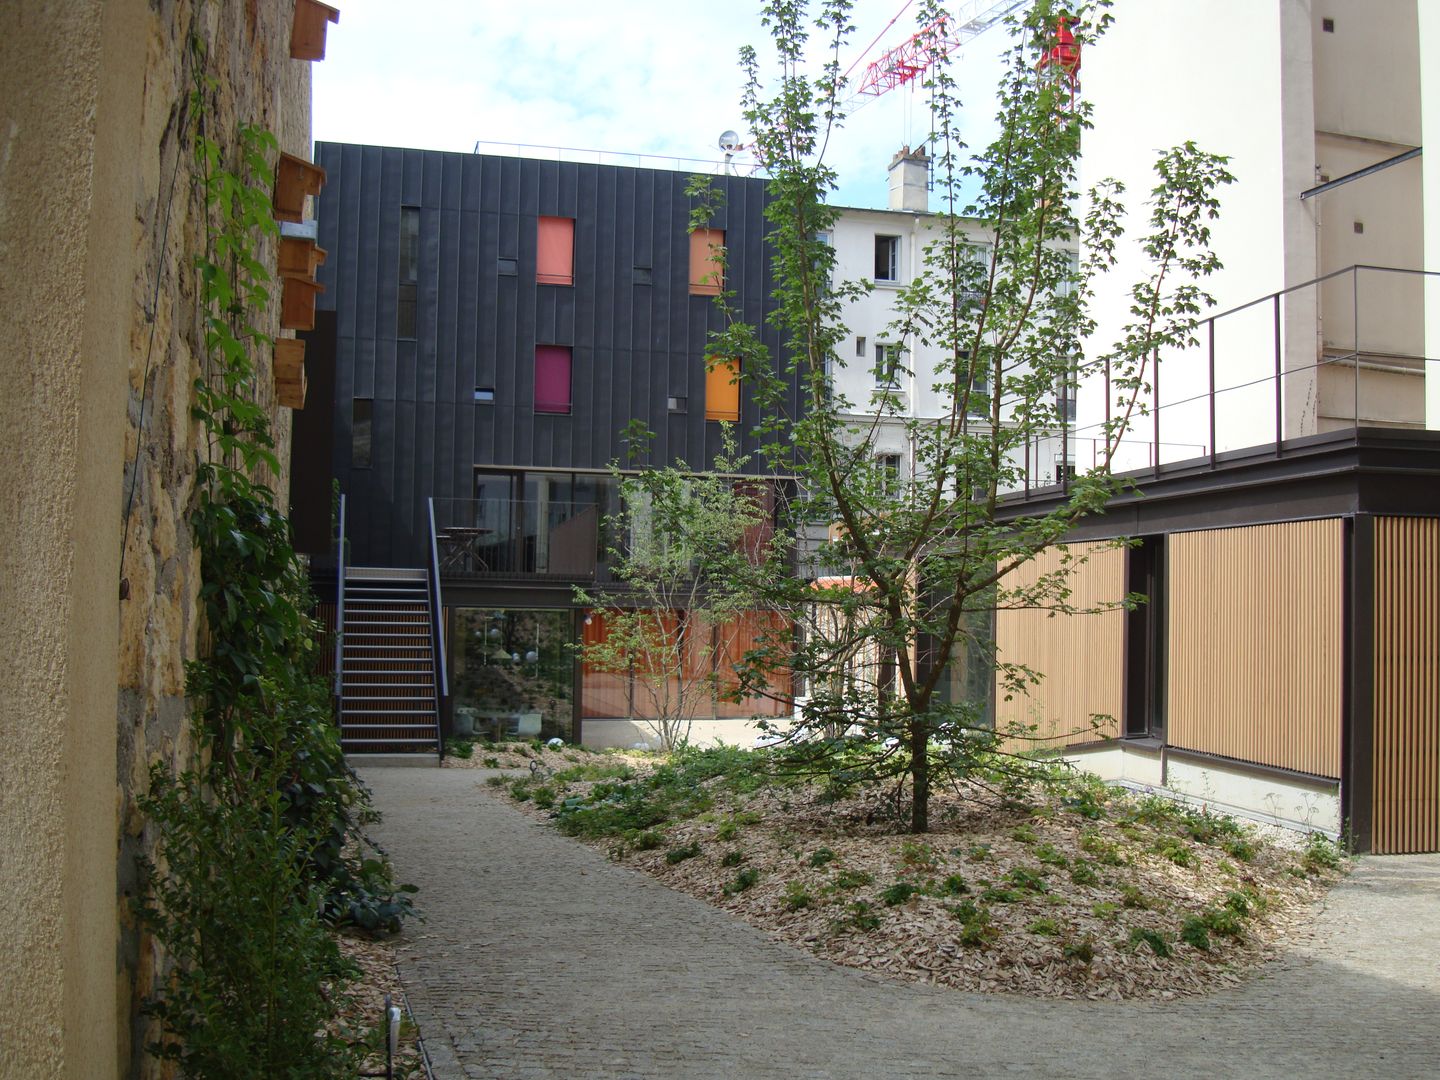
[718,130,744,152]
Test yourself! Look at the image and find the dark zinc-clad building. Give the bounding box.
[293,143,795,751]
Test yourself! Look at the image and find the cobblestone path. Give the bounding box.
[361,766,1440,1080]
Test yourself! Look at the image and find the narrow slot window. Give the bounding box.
[352,398,373,468]
[537,216,575,286]
[474,386,495,404]
[535,346,573,414]
[398,206,419,339]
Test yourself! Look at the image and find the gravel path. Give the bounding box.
[361,765,1440,1080]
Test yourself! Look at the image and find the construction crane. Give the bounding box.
[840,0,1031,116]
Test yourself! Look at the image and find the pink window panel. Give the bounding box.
[535,346,573,414]
[537,216,575,285]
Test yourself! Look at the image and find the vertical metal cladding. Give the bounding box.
[312,143,788,567]
[1167,519,1343,778]
[1371,516,1440,854]
[995,542,1126,745]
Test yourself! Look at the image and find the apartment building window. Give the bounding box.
[1055,374,1077,421]
[535,346,573,414]
[398,206,419,338]
[875,343,903,387]
[878,452,902,494]
[690,227,725,295]
[352,398,373,468]
[537,216,575,286]
[705,358,740,421]
[874,235,899,282]
[856,335,867,357]
[964,353,989,417]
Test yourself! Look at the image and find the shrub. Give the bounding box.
[964,843,992,862]
[445,737,475,759]
[898,839,940,873]
[1179,916,1211,951]
[847,900,881,931]
[879,881,921,907]
[632,829,664,851]
[1128,926,1173,958]
[935,873,969,897]
[1091,901,1122,921]
[1011,824,1040,845]
[665,842,702,865]
[1151,836,1193,867]
[1063,935,1096,963]
[1035,843,1069,868]
[808,846,837,868]
[723,867,760,896]
[720,850,746,868]
[979,886,1023,904]
[1079,829,1128,866]
[1302,833,1344,874]
[1006,866,1049,894]
[830,868,874,891]
[1069,860,1100,886]
[1027,917,1063,936]
[1120,884,1155,910]
[1223,836,1260,862]
[783,881,813,911]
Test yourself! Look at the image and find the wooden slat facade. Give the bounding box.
[1167,519,1343,778]
[1371,516,1440,854]
[995,542,1126,745]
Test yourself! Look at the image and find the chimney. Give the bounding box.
[887,145,929,212]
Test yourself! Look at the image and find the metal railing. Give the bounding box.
[426,499,450,761]
[1008,264,1438,499]
[332,493,347,706]
[431,496,606,580]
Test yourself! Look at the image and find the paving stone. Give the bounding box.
[361,767,1440,1080]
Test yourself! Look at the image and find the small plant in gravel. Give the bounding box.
[1006,866,1049,894]
[935,873,969,897]
[1091,901,1122,921]
[1069,860,1100,886]
[632,829,665,852]
[964,843,992,862]
[880,882,922,907]
[445,737,475,759]
[1063,934,1097,963]
[1128,926,1173,958]
[953,903,998,947]
[1027,916,1063,936]
[1035,843,1069,868]
[1011,824,1040,845]
[665,842,702,865]
[1119,884,1156,910]
[847,900,882,931]
[1222,836,1260,862]
[1079,829,1128,866]
[1302,833,1344,874]
[783,881,814,911]
[808,846,837,868]
[899,839,941,874]
[531,785,557,810]
[720,850,746,868]
[723,867,760,896]
[979,885,1024,904]
[829,868,874,891]
[1180,916,1212,951]
[1151,835,1194,867]
[1062,779,1110,820]
[482,756,501,768]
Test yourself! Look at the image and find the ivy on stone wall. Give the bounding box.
[137,33,414,1079]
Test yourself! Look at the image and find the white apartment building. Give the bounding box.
[1076,0,1439,470]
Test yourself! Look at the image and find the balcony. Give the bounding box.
[431,496,604,581]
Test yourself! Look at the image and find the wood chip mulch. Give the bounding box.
[495,765,1346,1001]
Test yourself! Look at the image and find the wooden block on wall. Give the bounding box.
[291,0,341,62]
[274,338,307,409]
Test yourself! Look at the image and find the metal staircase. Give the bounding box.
[337,566,441,754]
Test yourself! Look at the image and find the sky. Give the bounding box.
[312,0,1014,211]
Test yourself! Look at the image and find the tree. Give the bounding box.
[690,0,1233,831]
[574,431,791,750]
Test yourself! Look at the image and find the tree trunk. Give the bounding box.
[909,714,929,833]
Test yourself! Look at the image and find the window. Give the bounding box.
[874,235,899,282]
[535,346,572,414]
[398,206,419,338]
[964,353,989,417]
[352,398,373,468]
[1055,374,1077,421]
[497,257,519,276]
[705,358,740,421]
[689,228,725,295]
[667,396,687,413]
[537,216,575,286]
[856,335,867,357]
[474,386,495,404]
[875,343,902,387]
[878,453,902,494]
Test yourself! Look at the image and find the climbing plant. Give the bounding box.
[137,34,413,1078]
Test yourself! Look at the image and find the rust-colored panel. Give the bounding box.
[1372,517,1440,854]
[705,359,740,421]
[995,542,1126,746]
[537,216,575,286]
[689,228,724,295]
[1168,520,1343,778]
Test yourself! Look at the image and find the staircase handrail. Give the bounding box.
[426,498,450,761]
[333,493,347,705]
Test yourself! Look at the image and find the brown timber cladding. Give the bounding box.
[1167,519,1342,778]
[995,542,1125,745]
[1372,516,1440,854]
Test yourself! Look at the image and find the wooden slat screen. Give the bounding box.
[995,542,1126,745]
[1372,516,1440,854]
[1168,520,1342,778]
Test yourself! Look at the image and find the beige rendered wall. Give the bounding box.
[1423,0,1440,430]
[0,2,312,1078]
[0,3,147,1076]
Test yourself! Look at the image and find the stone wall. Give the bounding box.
[0,2,314,1076]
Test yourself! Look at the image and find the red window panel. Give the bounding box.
[535,345,572,414]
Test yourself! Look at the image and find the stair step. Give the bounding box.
[343,596,430,604]
[346,567,427,580]
[344,631,431,638]
[341,681,436,689]
[342,707,437,715]
[340,738,439,746]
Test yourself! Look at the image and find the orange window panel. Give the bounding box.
[537,216,574,286]
[705,358,740,421]
[689,228,724,295]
